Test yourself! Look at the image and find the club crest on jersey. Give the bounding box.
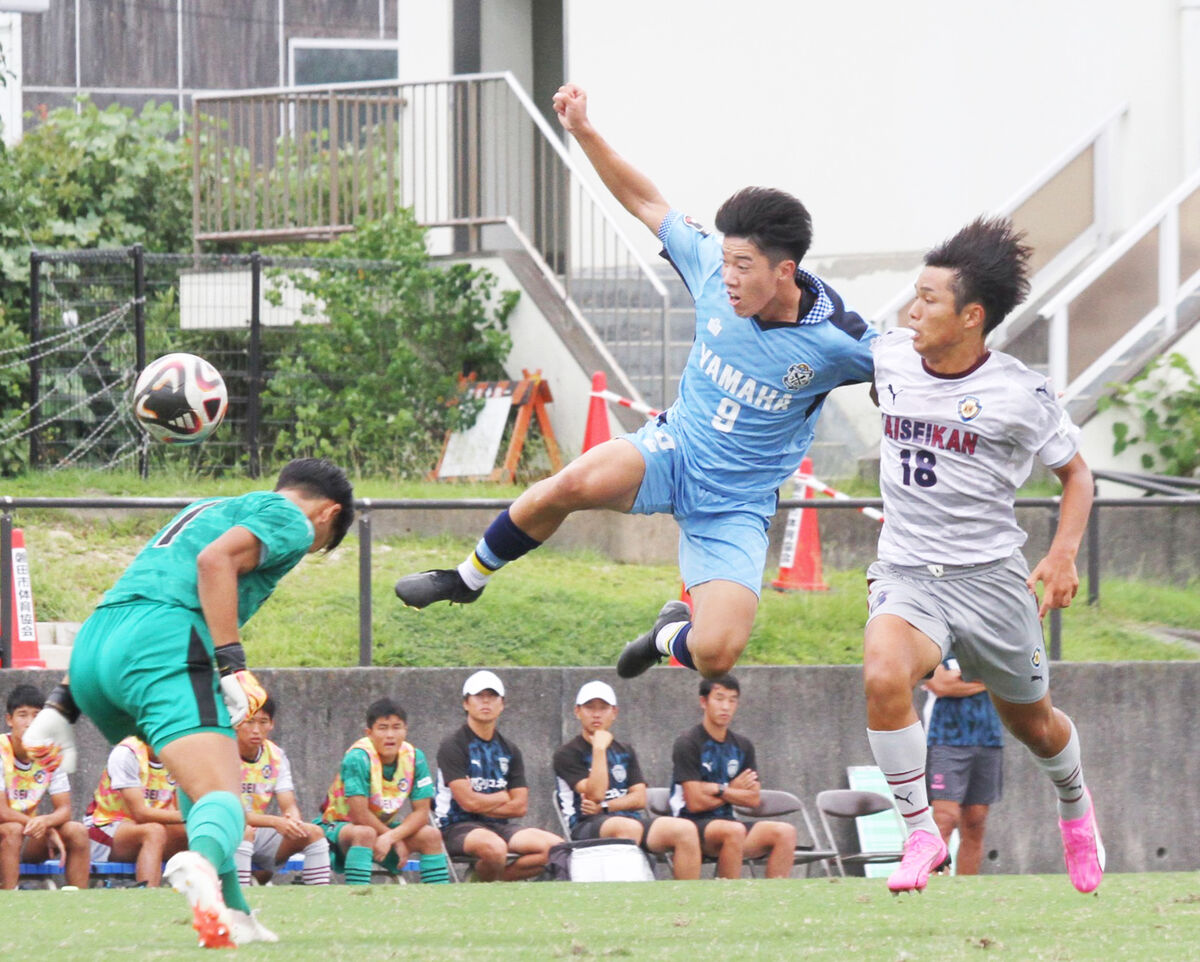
[784,362,815,390]
[726,759,740,778]
[612,764,627,783]
[683,215,709,236]
[958,396,982,422]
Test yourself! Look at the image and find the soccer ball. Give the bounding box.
[132,353,228,444]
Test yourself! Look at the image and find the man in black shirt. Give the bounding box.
[434,670,561,881]
[670,674,796,878]
[553,680,700,879]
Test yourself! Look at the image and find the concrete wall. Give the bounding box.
[565,0,1192,264]
[6,662,1197,876]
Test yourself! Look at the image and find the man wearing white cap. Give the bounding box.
[433,670,562,881]
[553,681,701,879]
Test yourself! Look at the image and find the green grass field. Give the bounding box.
[4,874,1199,960]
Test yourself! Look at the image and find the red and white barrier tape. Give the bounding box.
[591,389,661,419]
[795,471,884,523]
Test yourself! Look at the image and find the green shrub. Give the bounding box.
[1098,353,1200,477]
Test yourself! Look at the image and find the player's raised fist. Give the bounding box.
[552,83,589,134]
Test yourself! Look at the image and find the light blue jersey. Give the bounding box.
[621,210,876,593]
[655,209,876,500]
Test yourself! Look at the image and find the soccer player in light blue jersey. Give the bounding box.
[395,83,876,679]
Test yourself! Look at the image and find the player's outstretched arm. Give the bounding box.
[552,83,670,234]
[1027,453,1094,618]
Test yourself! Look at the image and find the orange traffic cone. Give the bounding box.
[8,529,45,667]
[771,457,829,592]
[582,371,613,452]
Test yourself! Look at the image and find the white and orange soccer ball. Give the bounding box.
[133,352,228,444]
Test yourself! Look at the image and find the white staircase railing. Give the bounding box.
[1040,165,1200,406]
[192,72,671,407]
[870,105,1126,336]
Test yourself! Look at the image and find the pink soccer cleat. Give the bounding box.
[1059,790,1105,893]
[887,829,949,893]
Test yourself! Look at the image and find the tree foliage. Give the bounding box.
[259,212,517,476]
[0,97,191,474]
[1097,352,1200,477]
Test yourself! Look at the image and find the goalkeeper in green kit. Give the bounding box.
[24,458,353,949]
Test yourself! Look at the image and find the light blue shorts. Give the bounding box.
[621,419,773,596]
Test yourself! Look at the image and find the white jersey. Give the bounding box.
[873,328,1079,565]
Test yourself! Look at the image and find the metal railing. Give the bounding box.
[192,72,672,408]
[1038,165,1200,417]
[3,493,1197,670]
[870,105,1126,339]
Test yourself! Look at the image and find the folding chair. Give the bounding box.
[733,789,838,877]
[814,789,906,877]
[846,764,910,878]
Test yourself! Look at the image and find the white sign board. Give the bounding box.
[435,396,512,478]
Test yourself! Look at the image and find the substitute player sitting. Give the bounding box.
[24,457,353,947]
[395,83,876,681]
[670,675,796,879]
[86,735,188,886]
[0,684,89,890]
[314,697,449,885]
[553,680,700,880]
[862,217,1104,895]
[235,695,330,886]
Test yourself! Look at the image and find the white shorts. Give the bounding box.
[249,826,285,868]
[86,820,120,863]
[866,551,1048,704]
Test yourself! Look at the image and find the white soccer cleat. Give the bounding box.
[229,908,280,944]
[164,851,236,949]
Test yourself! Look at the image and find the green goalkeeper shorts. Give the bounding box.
[69,601,233,752]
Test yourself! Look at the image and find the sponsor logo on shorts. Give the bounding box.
[958,396,982,422]
[1030,646,1042,668]
[783,362,815,390]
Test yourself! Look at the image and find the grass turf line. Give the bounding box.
[4,874,1200,960]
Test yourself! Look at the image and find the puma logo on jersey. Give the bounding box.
[886,383,900,403]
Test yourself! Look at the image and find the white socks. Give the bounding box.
[868,722,939,837]
[1031,719,1090,821]
[301,838,331,885]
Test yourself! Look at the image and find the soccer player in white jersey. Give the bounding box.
[395,83,876,680]
[863,216,1103,895]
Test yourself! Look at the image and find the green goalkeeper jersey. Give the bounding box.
[98,490,313,625]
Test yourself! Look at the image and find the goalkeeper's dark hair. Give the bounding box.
[367,697,406,727]
[924,216,1032,335]
[275,458,355,551]
[699,674,740,697]
[259,694,276,720]
[714,187,813,266]
[6,684,44,715]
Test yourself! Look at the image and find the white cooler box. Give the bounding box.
[567,838,654,882]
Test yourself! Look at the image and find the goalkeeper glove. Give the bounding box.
[215,642,266,726]
[24,684,80,774]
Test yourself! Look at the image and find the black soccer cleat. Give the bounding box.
[616,600,691,678]
[394,569,484,609]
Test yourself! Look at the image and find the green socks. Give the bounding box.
[418,852,450,884]
[344,845,374,885]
